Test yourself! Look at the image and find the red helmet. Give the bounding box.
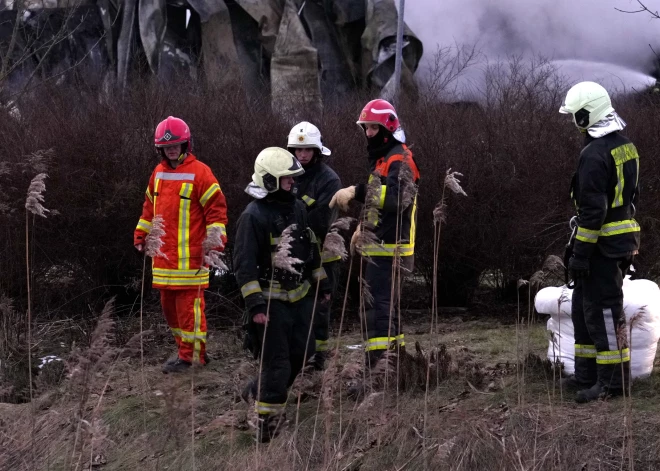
[356,99,405,142]
[154,116,191,148]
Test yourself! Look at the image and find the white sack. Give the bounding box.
[534,278,660,379]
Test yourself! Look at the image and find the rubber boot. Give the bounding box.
[560,374,596,391]
[162,358,192,374]
[256,413,286,443]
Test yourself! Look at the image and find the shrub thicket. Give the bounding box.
[1,60,659,326]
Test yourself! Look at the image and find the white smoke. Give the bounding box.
[403,0,658,93]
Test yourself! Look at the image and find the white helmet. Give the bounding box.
[287,121,331,156]
[559,81,614,129]
[252,147,304,192]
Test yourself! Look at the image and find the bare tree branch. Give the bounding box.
[615,0,660,18]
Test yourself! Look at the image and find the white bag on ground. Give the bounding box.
[535,278,660,379]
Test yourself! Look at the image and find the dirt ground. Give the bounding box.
[1,310,660,470]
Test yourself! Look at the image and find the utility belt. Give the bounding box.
[262,264,313,291]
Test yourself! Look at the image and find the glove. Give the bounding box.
[329,186,356,211]
[350,224,361,256]
[568,255,590,279]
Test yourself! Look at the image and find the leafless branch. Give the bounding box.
[615,0,660,18]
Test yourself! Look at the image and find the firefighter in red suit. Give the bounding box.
[134,116,228,373]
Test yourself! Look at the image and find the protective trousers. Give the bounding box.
[160,289,207,364]
[255,297,315,416]
[571,252,631,390]
[363,256,406,366]
[314,261,338,354]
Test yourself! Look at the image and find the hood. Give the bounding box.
[587,111,626,138]
[244,182,269,200]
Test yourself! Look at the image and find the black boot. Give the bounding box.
[308,351,327,371]
[162,358,192,374]
[256,413,286,443]
[560,374,596,391]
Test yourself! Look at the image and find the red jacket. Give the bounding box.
[134,154,228,289]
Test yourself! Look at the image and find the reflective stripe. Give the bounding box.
[178,183,193,270]
[316,339,329,352]
[576,226,599,244]
[136,219,153,233]
[153,268,208,277]
[322,253,342,263]
[263,280,311,303]
[600,220,640,236]
[365,335,405,351]
[146,187,153,204]
[256,401,286,415]
[597,348,630,364]
[179,330,207,342]
[359,243,415,257]
[574,344,597,358]
[312,267,327,282]
[206,222,227,237]
[171,327,182,338]
[192,297,202,363]
[603,307,618,351]
[301,195,316,206]
[156,172,195,181]
[241,281,262,297]
[200,183,221,207]
[270,235,281,246]
[612,162,624,208]
[152,275,209,287]
[611,143,639,165]
[153,178,160,214]
[378,185,386,209]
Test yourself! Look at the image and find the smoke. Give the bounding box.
[403,0,659,92]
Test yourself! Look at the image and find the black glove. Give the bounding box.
[568,255,590,279]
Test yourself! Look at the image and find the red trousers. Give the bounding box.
[160,289,207,364]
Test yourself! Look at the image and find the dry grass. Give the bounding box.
[1,313,658,470]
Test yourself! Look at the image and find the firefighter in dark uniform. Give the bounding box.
[560,81,640,403]
[234,147,330,443]
[287,121,342,369]
[330,99,420,367]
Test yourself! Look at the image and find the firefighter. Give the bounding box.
[287,122,342,369]
[134,116,228,373]
[330,99,420,367]
[234,147,329,443]
[560,82,640,403]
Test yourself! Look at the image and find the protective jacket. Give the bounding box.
[571,132,640,259]
[234,193,328,315]
[354,143,420,257]
[134,154,228,288]
[293,162,342,259]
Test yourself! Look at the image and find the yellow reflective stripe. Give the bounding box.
[378,185,386,209]
[136,219,153,233]
[153,178,161,214]
[171,327,182,338]
[256,401,286,415]
[365,336,405,351]
[612,163,624,208]
[178,183,193,270]
[263,280,311,302]
[192,297,202,363]
[241,281,262,297]
[200,183,221,207]
[410,197,417,242]
[152,275,209,286]
[359,243,415,257]
[206,222,227,237]
[574,344,597,358]
[611,143,639,165]
[270,234,281,246]
[316,339,329,352]
[322,253,342,263]
[153,268,208,277]
[576,226,599,244]
[179,330,207,342]
[600,220,640,236]
[596,348,630,364]
[146,187,153,204]
[312,267,327,282]
[301,195,316,206]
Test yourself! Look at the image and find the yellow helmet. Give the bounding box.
[252,147,304,192]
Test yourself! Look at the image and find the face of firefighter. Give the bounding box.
[163,144,183,161]
[294,148,315,166]
[279,176,295,192]
[365,124,381,138]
